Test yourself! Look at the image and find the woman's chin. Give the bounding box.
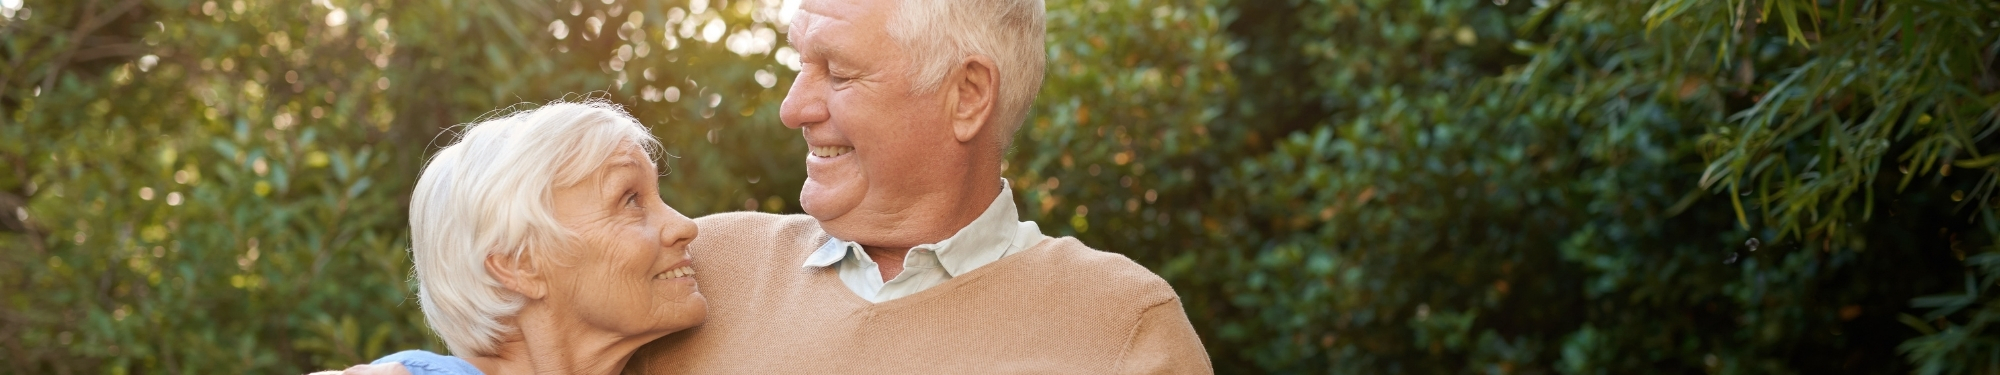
[649,295,708,335]
[682,295,709,327]
[650,281,706,317]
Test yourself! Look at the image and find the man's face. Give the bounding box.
[781,0,963,244]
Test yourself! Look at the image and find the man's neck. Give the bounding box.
[855,176,1004,282]
[862,244,912,281]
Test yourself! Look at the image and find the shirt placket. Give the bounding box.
[880,247,942,299]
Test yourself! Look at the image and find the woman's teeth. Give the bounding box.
[810,146,853,158]
[655,265,695,280]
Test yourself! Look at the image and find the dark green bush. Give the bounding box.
[4,0,1998,373]
[1144,0,1999,373]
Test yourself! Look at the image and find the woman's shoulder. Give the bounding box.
[308,362,410,375]
[368,350,483,375]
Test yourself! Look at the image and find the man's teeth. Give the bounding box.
[654,265,696,280]
[810,146,854,158]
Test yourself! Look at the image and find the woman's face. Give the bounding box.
[543,143,705,338]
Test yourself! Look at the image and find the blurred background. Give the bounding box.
[2,0,1998,373]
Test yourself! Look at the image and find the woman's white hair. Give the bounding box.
[889,0,1046,140]
[407,99,661,356]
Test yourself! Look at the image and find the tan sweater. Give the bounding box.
[626,212,1211,374]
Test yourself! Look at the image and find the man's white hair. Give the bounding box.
[889,0,1046,141]
[407,100,661,356]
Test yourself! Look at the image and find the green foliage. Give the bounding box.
[1164,0,2000,373]
[2,0,432,372]
[4,0,1998,373]
[0,0,789,372]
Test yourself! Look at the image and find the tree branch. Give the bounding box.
[38,0,147,91]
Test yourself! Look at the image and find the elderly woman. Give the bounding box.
[324,101,706,375]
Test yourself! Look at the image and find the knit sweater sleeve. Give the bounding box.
[1115,296,1213,374]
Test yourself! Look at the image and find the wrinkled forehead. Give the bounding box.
[582,141,658,181]
[604,141,656,170]
[791,0,895,39]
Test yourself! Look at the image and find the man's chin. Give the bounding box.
[798,181,862,223]
[802,205,842,222]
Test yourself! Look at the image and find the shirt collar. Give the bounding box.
[802,179,1029,276]
[802,235,847,268]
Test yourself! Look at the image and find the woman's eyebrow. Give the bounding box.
[593,160,646,191]
[605,160,641,171]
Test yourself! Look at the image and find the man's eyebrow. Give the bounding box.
[812,40,844,61]
[791,35,843,61]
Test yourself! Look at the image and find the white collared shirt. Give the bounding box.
[801,179,1050,303]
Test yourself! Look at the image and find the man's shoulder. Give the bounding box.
[688,212,825,268]
[693,211,821,232]
[692,212,827,245]
[1024,237,1182,304]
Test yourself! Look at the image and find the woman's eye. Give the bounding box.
[624,193,640,208]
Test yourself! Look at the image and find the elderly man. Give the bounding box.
[630,0,1210,372]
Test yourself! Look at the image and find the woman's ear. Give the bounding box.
[486,251,548,300]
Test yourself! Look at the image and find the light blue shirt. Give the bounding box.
[802,179,1049,303]
[372,350,482,375]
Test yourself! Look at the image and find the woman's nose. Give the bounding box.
[659,209,698,250]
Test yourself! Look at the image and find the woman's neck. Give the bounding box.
[463,309,645,375]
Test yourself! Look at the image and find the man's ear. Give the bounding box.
[948,55,1001,143]
[486,251,548,300]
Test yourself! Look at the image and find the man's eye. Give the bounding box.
[625,193,640,208]
[828,74,851,85]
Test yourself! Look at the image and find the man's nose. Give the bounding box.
[779,73,827,130]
